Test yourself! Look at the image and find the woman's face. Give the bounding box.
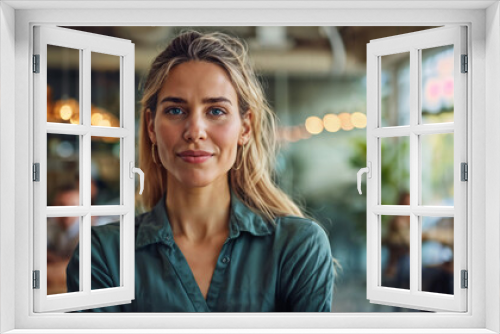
[148,61,251,189]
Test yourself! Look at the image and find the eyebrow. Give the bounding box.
[159,96,233,106]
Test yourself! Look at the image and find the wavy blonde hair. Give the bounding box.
[138,30,304,223]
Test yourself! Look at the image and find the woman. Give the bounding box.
[67,30,335,312]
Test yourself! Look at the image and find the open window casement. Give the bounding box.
[33,26,139,312]
[361,26,467,312]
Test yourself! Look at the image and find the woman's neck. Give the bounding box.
[165,176,231,243]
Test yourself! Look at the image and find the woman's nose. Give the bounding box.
[183,112,207,142]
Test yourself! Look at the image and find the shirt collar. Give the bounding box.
[136,189,274,250]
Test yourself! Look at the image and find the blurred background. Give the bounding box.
[45,26,455,312]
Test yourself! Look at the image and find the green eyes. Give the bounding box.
[165,107,226,116]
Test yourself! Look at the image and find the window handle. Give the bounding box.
[129,161,144,195]
[357,162,371,195]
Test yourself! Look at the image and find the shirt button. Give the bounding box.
[165,236,170,241]
[222,257,230,264]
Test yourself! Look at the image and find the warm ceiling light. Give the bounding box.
[91,113,103,125]
[69,116,79,125]
[53,98,79,123]
[351,112,367,128]
[99,119,111,127]
[338,112,354,131]
[59,104,73,120]
[323,114,341,132]
[305,116,324,135]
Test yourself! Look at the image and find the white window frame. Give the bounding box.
[366,26,468,312]
[0,1,499,333]
[33,25,136,313]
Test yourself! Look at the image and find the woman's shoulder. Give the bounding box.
[90,211,151,238]
[276,215,325,233]
[90,221,120,245]
[274,215,330,244]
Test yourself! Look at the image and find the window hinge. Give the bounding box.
[461,270,468,289]
[33,163,40,182]
[461,162,468,181]
[33,270,40,289]
[461,54,468,73]
[33,54,40,73]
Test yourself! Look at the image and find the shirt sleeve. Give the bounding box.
[66,224,123,312]
[279,220,335,312]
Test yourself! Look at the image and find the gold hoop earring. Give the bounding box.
[233,144,246,171]
[151,143,159,165]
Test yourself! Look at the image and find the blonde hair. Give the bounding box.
[138,30,341,276]
[138,30,304,223]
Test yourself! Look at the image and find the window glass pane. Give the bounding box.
[381,52,410,127]
[91,137,120,205]
[421,133,454,206]
[421,216,454,295]
[421,45,454,124]
[47,216,80,295]
[381,215,410,290]
[91,52,120,127]
[47,134,79,206]
[91,215,121,290]
[47,45,80,124]
[381,136,410,205]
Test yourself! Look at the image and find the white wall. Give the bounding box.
[4,4,498,332]
[485,2,500,333]
[0,2,16,333]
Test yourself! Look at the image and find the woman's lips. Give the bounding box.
[178,155,212,164]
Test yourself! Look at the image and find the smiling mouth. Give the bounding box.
[177,154,214,164]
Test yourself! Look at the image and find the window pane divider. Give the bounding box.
[46,205,130,217]
[372,205,410,215]
[47,123,131,137]
[371,205,454,216]
[46,206,89,217]
[373,126,411,137]
[90,205,130,216]
[409,46,419,296]
[373,123,454,138]
[412,206,455,216]
[46,123,87,135]
[89,126,131,137]
[413,123,454,135]
[82,47,92,295]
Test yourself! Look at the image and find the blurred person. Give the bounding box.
[47,185,80,294]
[382,192,410,290]
[383,192,454,295]
[67,30,336,312]
[421,217,454,294]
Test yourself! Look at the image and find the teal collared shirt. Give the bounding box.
[67,191,334,312]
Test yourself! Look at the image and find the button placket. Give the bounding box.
[205,238,235,310]
[168,240,210,311]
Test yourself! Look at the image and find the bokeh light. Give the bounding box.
[91,113,103,125]
[305,116,324,134]
[323,114,341,132]
[59,105,73,120]
[53,99,79,123]
[351,112,367,129]
[338,112,354,131]
[99,119,111,127]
